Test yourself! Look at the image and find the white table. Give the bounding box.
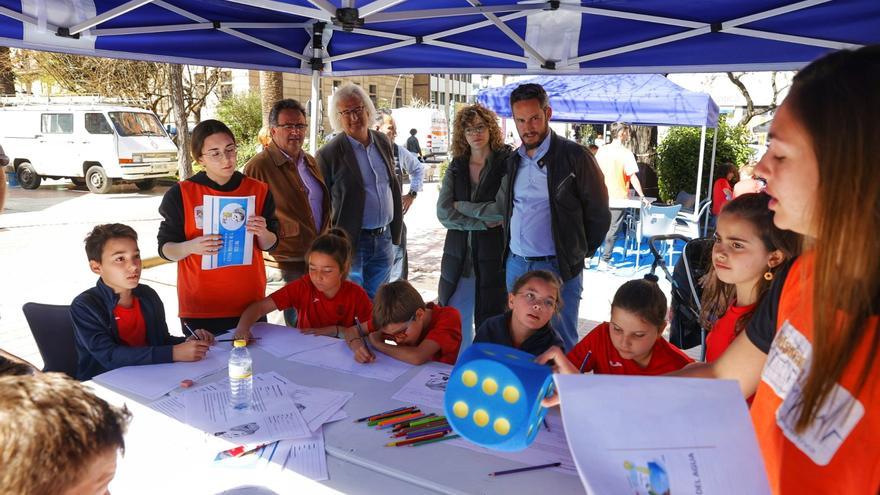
[95,345,585,494]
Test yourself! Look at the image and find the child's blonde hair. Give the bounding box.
[372,280,425,330]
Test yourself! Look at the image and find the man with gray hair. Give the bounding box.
[244,99,330,325]
[317,83,402,298]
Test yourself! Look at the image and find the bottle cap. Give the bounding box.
[233,339,247,348]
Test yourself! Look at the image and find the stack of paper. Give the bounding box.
[93,349,230,400]
[287,340,413,382]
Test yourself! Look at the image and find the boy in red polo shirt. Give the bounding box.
[348,280,461,365]
[537,275,692,376]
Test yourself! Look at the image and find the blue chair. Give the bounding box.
[634,204,682,269]
[22,303,78,378]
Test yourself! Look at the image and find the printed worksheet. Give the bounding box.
[201,194,255,270]
[93,349,230,400]
[286,340,413,382]
[391,362,452,409]
[215,323,340,358]
[554,374,770,495]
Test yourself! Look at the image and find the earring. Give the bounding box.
[764,270,774,281]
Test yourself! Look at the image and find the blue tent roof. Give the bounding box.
[0,1,876,75]
[476,74,720,127]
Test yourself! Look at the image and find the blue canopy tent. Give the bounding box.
[476,73,721,226]
[0,0,878,154]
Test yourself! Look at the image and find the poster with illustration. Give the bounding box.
[201,195,255,270]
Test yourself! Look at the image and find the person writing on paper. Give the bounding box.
[670,47,880,494]
[71,224,215,381]
[0,373,131,495]
[234,229,372,341]
[473,270,564,356]
[537,275,692,377]
[349,280,461,365]
[158,120,279,335]
[699,193,800,364]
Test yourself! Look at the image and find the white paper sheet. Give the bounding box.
[286,382,354,432]
[448,411,578,476]
[149,372,289,422]
[215,323,340,358]
[554,374,770,495]
[390,362,452,409]
[286,340,413,382]
[93,349,230,400]
[209,432,328,483]
[184,381,311,444]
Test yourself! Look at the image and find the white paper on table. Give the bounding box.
[211,430,329,483]
[285,382,353,431]
[554,374,770,495]
[283,430,329,481]
[201,194,256,270]
[390,362,452,409]
[448,411,577,476]
[93,349,230,400]
[184,382,311,444]
[215,323,340,357]
[287,340,413,382]
[149,372,288,422]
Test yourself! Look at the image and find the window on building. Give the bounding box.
[395,88,403,108]
[431,91,437,104]
[41,113,73,134]
[440,93,446,105]
[332,80,341,92]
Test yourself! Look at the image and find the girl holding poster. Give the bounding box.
[158,120,278,335]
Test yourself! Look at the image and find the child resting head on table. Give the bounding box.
[537,274,693,382]
[234,228,372,341]
[473,269,564,356]
[349,280,462,366]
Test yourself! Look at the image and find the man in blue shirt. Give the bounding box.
[317,84,403,299]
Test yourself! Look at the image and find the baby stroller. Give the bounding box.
[647,235,714,361]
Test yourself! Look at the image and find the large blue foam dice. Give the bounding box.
[444,343,553,451]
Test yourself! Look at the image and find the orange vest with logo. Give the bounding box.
[750,253,880,494]
[177,177,268,318]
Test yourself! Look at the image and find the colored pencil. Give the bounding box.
[578,351,593,373]
[410,434,460,447]
[356,406,412,423]
[400,415,445,429]
[380,414,433,430]
[489,462,562,477]
[396,422,450,437]
[370,409,422,426]
[386,431,446,447]
[216,337,262,342]
[365,407,418,425]
[375,412,425,428]
[392,413,438,430]
[405,426,452,439]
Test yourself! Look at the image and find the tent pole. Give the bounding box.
[309,69,320,156]
[693,125,707,224]
[703,129,719,235]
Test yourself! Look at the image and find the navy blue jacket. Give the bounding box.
[71,278,184,381]
[474,311,564,356]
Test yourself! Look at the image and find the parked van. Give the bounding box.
[390,107,449,161]
[0,104,178,193]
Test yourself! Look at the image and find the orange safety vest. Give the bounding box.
[750,253,880,494]
[177,178,268,318]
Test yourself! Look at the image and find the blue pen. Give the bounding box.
[578,351,592,373]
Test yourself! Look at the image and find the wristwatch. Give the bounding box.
[408,190,418,198]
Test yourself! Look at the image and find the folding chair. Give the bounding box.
[634,203,682,269]
[22,303,78,378]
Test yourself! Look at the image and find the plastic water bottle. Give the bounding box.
[228,339,253,410]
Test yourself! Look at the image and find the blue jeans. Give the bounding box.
[350,229,394,300]
[280,266,304,327]
[506,253,583,351]
[448,275,476,358]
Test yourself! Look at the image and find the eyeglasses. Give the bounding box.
[276,123,308,132]
[465,125,487,135]
[338,106,365,119]
[516,291,556,310]
[202,145,238,161]
[385,315,416,343]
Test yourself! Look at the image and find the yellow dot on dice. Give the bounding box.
[462,370,478,387]
[494,418,511,436]
[482,378,498,395]
[473,409,489,427]
[503,386,520,404]
[453,401,469,418]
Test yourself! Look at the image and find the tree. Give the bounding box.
[0,47,14,94]
[726,71,788,128]
[216,92,262,169]
[168,64,192,179]
[259,71,283,126]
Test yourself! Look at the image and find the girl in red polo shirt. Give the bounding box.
[700,193,800,363]
[538,275,693,376]
[234,229,371,340]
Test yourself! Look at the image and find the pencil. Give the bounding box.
[356,406,412,423]
[365,407,418,425]
[578,351,592,373]
[183,322,200,340]
[405,426,452,439]
[216,337,262,342]
[392,413,437,429]
[386,431,446,447]
[375,412,425,428]
[402,415,446,429]
[410,434,460,447]
[489,462,562,477]
[396,421,449,436]
[354,316,374,357]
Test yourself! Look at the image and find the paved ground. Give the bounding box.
[0,177,666,369]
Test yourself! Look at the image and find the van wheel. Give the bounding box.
[85,165,113,194]
[16,162,42,189]
[135,179,156,191]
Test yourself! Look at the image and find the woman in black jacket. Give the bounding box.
[437,104,511,356]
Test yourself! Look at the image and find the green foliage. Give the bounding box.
[216,92,262,145]
[437,160,449,182]
[236,140,260,170]
[655,116,751,202]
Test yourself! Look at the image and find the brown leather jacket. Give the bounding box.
[244,143,330,270]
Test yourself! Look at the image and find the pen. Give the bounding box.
[216,337,262,342]
[489,462,562,477]
[354,316,374,357]
[578,351,592,373]
[183,322,200,340]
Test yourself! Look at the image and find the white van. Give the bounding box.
[390,107,449,161]
[0,104,178,193]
